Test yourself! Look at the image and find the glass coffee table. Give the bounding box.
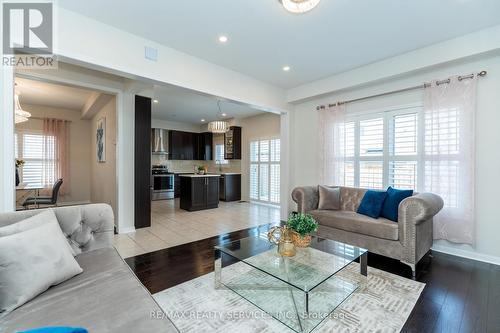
[214,234,367,333]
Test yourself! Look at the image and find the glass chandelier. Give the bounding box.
[208,100,229,133]
[279,0,321,14]
[14,93,31,124]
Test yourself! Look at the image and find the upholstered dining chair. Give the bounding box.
[22,179,63,209]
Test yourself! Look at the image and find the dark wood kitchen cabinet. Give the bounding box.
[169,130,212,161]
[224,126,241,160]
[180,176,219,211]
[219,174,241,202]
[195,132,213,160]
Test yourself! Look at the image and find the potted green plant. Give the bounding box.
[286,213,318,247]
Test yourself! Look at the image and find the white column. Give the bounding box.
[0,62,15,212]
[280,112,290,220]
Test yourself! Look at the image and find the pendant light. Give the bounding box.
[208,100,229,133]
[14,86,31,124]
[279,0,321,14]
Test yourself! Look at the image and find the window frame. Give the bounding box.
[249,137,280,205]
[214,143,229,165]
[15,129,57,187]
[343,105,423,190]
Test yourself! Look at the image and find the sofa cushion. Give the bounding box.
[310,210,399,240]
[0,248,178,333]
[318,186,340,210]
[357,190,388,218]
[381,186,413,222]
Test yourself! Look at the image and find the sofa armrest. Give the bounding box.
[291,186,319,213]
[399,193,444,225]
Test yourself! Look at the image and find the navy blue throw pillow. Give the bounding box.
[357,190,388,219]
[381,186,414,222]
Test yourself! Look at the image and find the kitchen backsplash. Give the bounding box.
[152,155,242,173]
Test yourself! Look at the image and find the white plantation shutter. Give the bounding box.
[16,131,56,186]
[340,108,421,190]
[388,112,419,190]
[359,161,383,189]
[250,164,259,200]
[249,138,280,204]
[359,118,383,156]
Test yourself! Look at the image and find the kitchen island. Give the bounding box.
[179,174,220,211]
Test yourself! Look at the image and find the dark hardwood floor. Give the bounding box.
[126,225,500,333]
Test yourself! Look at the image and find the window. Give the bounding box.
[15,130,56,186]
[250,138,280,204]
[215,144,228,165]
[341,107,421,191]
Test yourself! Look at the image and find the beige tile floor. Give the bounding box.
[113,199,281,258]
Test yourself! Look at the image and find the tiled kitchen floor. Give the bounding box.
[113,199,281,258]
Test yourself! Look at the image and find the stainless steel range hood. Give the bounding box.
[151,128,169,155]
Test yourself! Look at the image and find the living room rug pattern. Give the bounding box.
[154,262,425,333]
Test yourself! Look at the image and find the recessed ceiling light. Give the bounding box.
[283,66,291,72]
[201,119,206,122]
[221,113,227,117]
[218,35,228,43]
[153,99,159,103]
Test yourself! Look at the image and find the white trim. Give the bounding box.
[0,65,15,212]
[13,71,127,232]
[432,244,500,266]
[117,226,136,234]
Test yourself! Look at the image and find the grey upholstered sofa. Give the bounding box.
[292,186,443,277]
[0,204,178,333]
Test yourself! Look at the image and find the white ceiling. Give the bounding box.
[15,77,96,110]
[152,85,265,124]
[58,0,500,89]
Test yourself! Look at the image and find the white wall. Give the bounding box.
[90,97,117,219]
[289,53,500,264]
[15,104,91,205]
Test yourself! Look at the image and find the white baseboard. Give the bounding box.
[431,244,500,266]
[117,226,135,234]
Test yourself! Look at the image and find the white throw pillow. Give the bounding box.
[0,220,83,315]
[0,209,76,256]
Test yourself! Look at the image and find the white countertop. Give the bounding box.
[179,174,221,178]
[219,173,241,175]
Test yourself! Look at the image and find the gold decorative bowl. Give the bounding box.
[291,232,312,248]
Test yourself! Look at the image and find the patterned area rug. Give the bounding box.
[154,262,424,333]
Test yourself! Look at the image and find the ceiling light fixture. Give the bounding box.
[283,65,291,72]
[221,113,227,117]
[279,0,321,14]
[153,99,159,103]
[218,35,228,43]
[14,85,31,124]
[201,119,205,122]
[208,100,229,133]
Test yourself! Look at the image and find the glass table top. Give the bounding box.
[216,233,367,293]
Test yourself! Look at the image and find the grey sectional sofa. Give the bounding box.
[292,186,444,277]
[0,204,178,333]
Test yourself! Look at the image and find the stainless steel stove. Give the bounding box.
[151,165,174,200]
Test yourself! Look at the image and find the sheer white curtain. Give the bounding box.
[318,104,346,186]
[424,76,477,245]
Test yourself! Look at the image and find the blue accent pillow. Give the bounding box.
[19,328,87,333]
[381,186,414,222]
[357,190,388,218]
